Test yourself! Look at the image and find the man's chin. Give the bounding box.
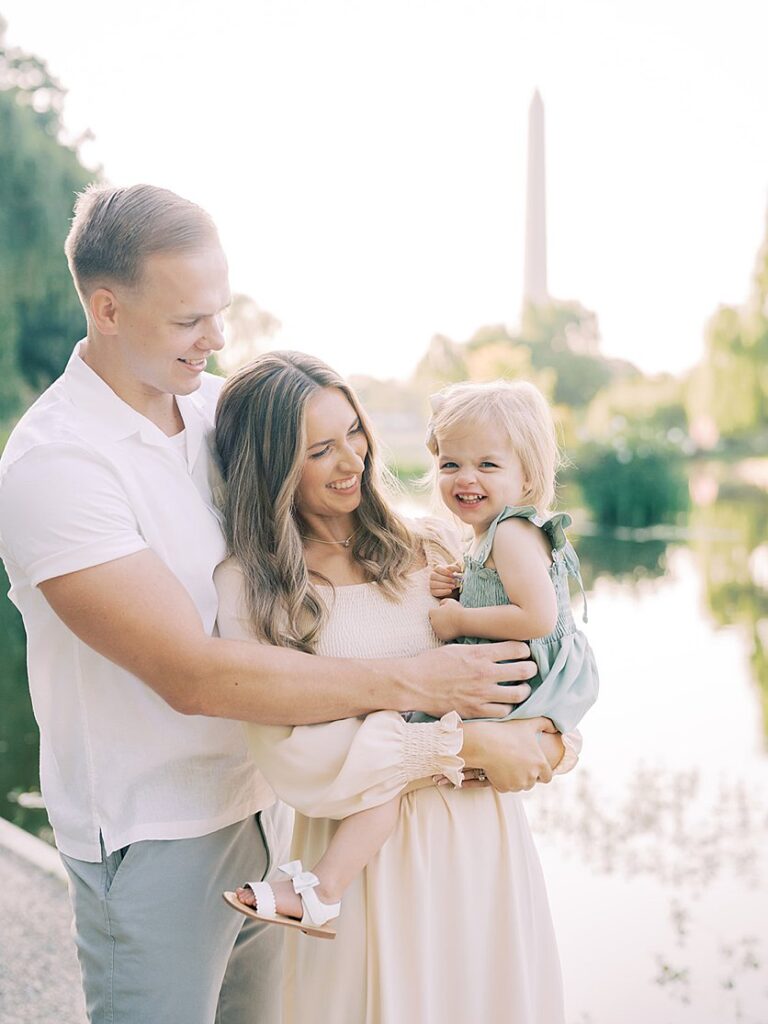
[171,370,205,395]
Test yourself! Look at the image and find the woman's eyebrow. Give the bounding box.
[307,418,360,450]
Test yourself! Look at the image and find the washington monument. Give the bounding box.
[524,89,548,307]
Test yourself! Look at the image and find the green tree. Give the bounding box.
[686,212,768,448]
[519,299,616,408]
[0,15,92,423]
[412,333,468,391]
[584,372,687,442]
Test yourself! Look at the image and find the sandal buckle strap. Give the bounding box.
[245,881,276,918]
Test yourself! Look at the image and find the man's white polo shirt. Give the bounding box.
[0,344,274,861]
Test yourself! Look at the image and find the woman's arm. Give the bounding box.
[462,718,560,790]
[429,518,557,642]
[248,708,560,817]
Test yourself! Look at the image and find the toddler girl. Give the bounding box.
[419,379,598,740]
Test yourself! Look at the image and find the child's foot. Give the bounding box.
[235,878,303,919]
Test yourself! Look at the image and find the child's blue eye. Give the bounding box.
[480,461,498,468]
[439,462,458,470]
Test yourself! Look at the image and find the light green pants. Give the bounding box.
[61,805,292,1024]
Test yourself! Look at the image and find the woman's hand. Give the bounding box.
[429,563,462,599]
[461,718,557,792]
[434,766,492,789]
[429,598,464,641]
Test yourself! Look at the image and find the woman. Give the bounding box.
[214,351,567,1024]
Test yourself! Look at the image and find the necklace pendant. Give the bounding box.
[343,538,351,548]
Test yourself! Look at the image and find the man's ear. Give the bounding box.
[88,287,121,335]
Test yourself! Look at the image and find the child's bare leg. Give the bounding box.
[312,796,400,903]
[236,796,400,918]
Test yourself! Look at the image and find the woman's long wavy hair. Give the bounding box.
[215,351,418,653]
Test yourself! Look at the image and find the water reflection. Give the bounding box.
[689,482,768,740]
[530,767,765,890]
[574,533,668,587]
[530,762,768,1022]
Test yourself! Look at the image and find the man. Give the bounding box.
[0,184,553,1024]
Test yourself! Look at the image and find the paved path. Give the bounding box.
[0,822,86,1024]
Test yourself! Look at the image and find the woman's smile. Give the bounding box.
[327,475,359,492]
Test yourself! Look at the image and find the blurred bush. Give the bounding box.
[576,441,689,529]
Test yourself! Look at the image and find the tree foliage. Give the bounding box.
[577,443,689,528]
[685,214,768,448]
[0,16,93,423]
[415,299,622,414]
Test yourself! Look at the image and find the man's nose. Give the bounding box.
[203,314,226,351]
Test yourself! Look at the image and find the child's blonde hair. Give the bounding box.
[426,379,561,512]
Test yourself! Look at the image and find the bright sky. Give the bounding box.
[4,0,768,381]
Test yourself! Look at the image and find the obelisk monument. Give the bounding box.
[524,90,548,307]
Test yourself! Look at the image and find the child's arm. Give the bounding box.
[429,518,557,642]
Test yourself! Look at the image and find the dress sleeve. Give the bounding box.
[214,559,465,820]
[246,712,464,820]
[553,729,582,775]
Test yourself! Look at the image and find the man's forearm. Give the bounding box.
[167,636,413,724]
[39,550,539,726]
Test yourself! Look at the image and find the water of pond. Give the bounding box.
[0,466,766,1023]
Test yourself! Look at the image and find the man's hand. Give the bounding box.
[428,598,464,642]
[429,562,462,599]
[402,641,537,719]
[462,717,557,791]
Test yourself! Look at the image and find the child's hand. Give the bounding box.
[430,562,463,599]
[429,598,464,641]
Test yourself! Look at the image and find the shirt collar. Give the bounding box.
[62,342,209,467]
[176,391,207,470]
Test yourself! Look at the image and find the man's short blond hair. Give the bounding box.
[64,183,219,303]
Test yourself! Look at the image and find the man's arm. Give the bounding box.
[39,549,538,725]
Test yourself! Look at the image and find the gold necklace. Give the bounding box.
[302,529,357,549]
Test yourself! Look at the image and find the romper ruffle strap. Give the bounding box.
[473,504,539,565]
[540,512,589,624]
[478,506,589,623]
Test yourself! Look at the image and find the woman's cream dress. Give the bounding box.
[215,560,565,1024]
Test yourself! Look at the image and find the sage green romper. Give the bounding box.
[417,505,598,732]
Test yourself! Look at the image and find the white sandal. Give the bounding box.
[222,860,340,940]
